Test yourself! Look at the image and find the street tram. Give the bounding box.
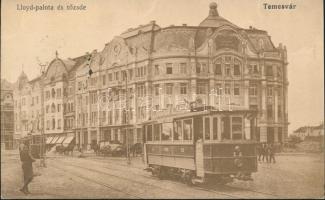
[143,106,258,185]
[19,134,46,159]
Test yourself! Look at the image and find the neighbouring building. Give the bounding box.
[12,2,289,149]
[1,79,15,149]
[293,122,324,140]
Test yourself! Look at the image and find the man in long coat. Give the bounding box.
[19,141,36,194]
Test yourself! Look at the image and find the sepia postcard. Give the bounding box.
[1,0,324,199]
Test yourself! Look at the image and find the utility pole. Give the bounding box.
[124,70,131,165]
[37,60,47,168]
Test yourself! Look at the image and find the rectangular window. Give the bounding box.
[154,84,160,96]
[108,73,112,81]
[128,69,133,80]
[183,119,193,140]
[196,63,201,73]
[115,72,120,81]
[249,84,258,96]
[180,63,187,74]
[57,104,61,112]
[266,65,273,76]
[216,84,222,95]
[174,120,182,140]
[102,111,106,122]
[267,105,273,119]
[267,87,273,96]
[226,64,231,76]
[232,117,242,140]
[253,65,259,74]
[57,88,62,98]
[180,83,187,95]
[162,123,172,141]
[197,82,207,94]
[166,83,173,95]
[234,84,240,95]
[201,63,208,73]
[102,75,106,85]
[215,64,222,75]
[166,63,173,74]
[153,124,161,141]
[225,84,231,95]
[204,117,210,140]
[213,117,218,140]
[154,65,159,75]
[146,125,153,141]
[58,119,61,129]
[278,105,282,118]
[234,64,240,75]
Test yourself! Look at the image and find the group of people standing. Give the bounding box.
[257,143,276,163]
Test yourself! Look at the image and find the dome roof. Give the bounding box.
[199,2,238,28]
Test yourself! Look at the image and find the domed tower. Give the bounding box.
[17,70,29,90]
[199,2,238,28]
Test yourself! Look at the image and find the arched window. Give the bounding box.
[52,118,55,130]
[51,103,56,113]
[51,88,56,98]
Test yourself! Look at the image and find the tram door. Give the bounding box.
[194,117,203,142]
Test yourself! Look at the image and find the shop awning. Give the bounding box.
[46,137,53,144]
[50,136,59,144]
[63,136,74,144]
[56,136,66,144]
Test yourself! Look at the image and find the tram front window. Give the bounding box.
[153,124,161,141]
[162,123,172,141]
[232,117,243,140]
[173,120,182,140]
[221,117,231,140]
[146,125,153,141]
[183,119,193,140]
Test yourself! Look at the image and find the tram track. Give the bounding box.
[85,156,280,198]
[54,156,279,198]
[53,158,238,199]
[51,162,143,199]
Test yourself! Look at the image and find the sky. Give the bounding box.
[1,0,324,133]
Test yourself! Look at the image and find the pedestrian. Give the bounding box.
[256,143,262,161]
[261,143,266,162]
[19,141,36,195]
[269,144,276,163]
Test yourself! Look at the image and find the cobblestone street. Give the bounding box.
[1,150,324,199]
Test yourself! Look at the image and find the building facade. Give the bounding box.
[12,2,288,149]
[1,79,15,149]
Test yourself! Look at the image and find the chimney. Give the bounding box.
[150,20,156,24]
[182,24,187,26]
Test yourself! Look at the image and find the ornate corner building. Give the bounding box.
[1,79,15,149]
[12,2,288,150]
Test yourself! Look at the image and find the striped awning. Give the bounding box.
[46,137,53,144]
[56,136,66,144]
[50,136,59,144]
[63,136,74,144]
